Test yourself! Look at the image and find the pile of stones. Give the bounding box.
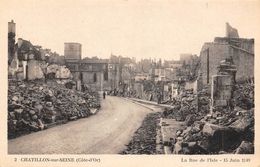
[161,83,254,154]
[234,82,254,109]
[8,80,100,139]
[172,108,254,154]
[163,89,210,122]
[121,112,162,154]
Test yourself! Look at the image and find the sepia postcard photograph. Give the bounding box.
[0,0,259,167]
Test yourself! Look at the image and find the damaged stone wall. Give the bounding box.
[230,47,254,82]
[200,24,254,87]
[226,22,239,38]
[211,75,233,108]
[200,43,254,86]
[200,43,231,85]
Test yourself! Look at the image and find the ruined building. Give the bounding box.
[8,36,47,80]
[200,23,254,86]
[8,20,16,65]
[8,21,72,82]
[107,54,136,91]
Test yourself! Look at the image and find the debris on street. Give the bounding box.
[8,79,100,139]
[161,82,254,154]
[121,112,162,154]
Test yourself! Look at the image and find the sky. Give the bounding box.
[0,0,259,61]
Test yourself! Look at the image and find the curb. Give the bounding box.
[127,98,174,109]
[122,97,166,154]
[122,97,158,111]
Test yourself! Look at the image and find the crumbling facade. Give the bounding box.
[200,23,254,86]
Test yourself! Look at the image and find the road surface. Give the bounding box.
[8,96,159,154]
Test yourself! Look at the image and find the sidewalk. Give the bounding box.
[123,96,183,155]
[124,97,174,109]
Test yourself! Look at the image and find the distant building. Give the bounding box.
[64,43,110,91]
[165,61,182,69]
[136,58,153,73]
[107,54,136,91]
[79,59,109,91]
[180,53,194,65]
[108,62,120,90]
[64,42,82,61]
[154,68,166,81]
[64,43,81,88]
[200,23,254,85]
[121,64,134,88]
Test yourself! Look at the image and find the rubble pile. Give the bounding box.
[8,80,100,139]
[121,112,162,154]
[163,90,210,122]
[234,83,254,109]
[197,88,211,115]
[169,104,254,154]
[46,64,72,79]
[161,83,254,154]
